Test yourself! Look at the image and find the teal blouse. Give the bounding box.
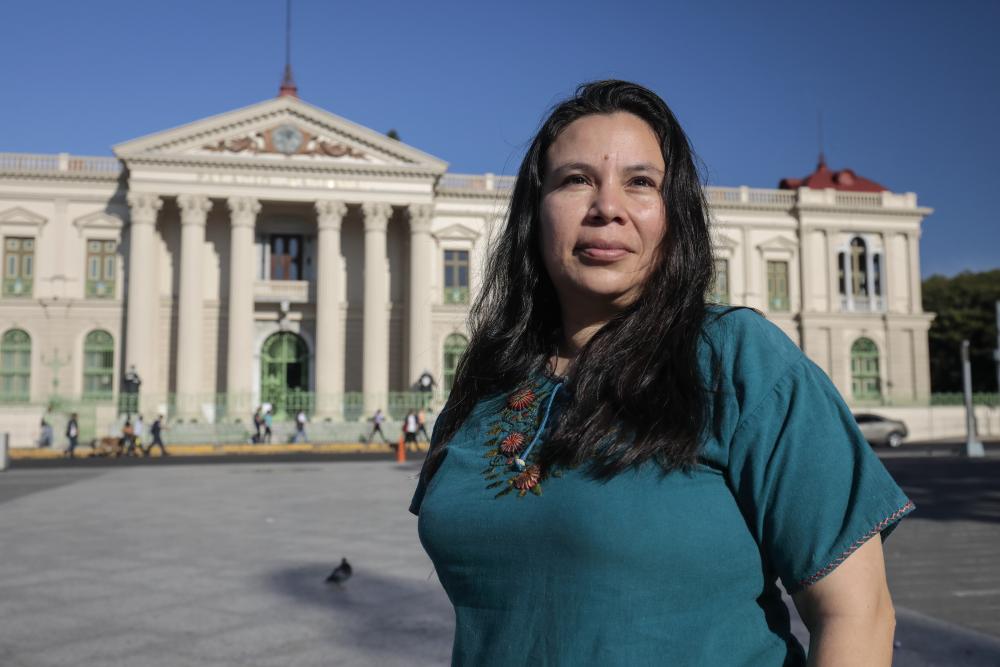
[411,307,913,666]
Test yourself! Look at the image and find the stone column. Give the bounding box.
[408,204,434,388]
[226,197,260,417]
[361,202,392,417]
[907,231,922,314]
[315,200,348,420]
[125,193,162,409]
[824,229,837,313]
[176,194,213,418]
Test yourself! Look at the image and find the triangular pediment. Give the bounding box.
[756,235,798,253]
[113,96,448,173]
[432,223,481,241]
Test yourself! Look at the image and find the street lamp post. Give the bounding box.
[994,300,999,401]
[962,339,984,458]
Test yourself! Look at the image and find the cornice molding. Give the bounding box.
[120,153,441,181]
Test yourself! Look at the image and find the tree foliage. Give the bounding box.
[922,269,1000,392]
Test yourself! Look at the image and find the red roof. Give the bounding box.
[779,155,887,192]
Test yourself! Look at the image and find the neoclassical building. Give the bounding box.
[0,88,934,441]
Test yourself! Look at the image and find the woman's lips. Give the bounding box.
[576,245,629,261]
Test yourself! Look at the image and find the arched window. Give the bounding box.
[83,330,114,400]
[850,338,881,401]
[442,334,468,392]
[0,329,31,402]
[849,237,868,297]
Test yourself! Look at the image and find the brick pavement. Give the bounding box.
[1,456,999,665]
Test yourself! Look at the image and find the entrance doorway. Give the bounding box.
[260,332,311,417]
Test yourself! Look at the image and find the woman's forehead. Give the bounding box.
[548,112,663,165]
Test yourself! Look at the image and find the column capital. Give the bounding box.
[315,200,349,231]
[361,201,393,232]
[178,194,213,225]
[227,196,261,227]
[126,192,163,225]
[408,203,434,234]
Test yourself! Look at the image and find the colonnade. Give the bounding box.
[124,193,436,419]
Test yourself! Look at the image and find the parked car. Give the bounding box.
[853,413,908,448]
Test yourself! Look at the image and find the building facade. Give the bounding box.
[0,93,934,437]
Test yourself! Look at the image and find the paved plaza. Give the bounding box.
[1,452,999,666]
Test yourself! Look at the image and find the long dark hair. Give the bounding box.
[425,80,715,480]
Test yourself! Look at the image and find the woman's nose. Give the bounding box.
[589,184,625,223]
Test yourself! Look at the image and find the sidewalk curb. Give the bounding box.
[8,442,431,460]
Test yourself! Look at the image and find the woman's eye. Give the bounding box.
[565,174,589,186]
[631,176,656,188]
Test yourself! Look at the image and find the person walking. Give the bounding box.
[38,419,53,448]
[133,414,144,453]
[65,412,79,458]
[252,407,263,444]
[416,408,431,443]
[120,419,137,457]
[294,410,308,443]
[146,414,169,457]
[366,408,389,444]
[404,410,419,450]
[263,407,273,443]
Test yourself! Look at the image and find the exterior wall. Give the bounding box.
[0,125,935,445]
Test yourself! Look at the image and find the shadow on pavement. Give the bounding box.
[265,563,453,662]
[882,457,1000,524]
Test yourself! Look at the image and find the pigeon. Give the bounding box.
[325,558,352,584]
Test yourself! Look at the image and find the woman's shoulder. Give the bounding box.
[702,305,803,364]
[699,305,808,395]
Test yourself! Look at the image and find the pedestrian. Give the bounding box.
[65,412,79,458]
[38,419,53,448]
[119,419,137,457]
[146,414,169,457]
[409,81,913,666]
[263,407,273,443]
[134,414,144,452]
[252,406,262,444]
[403,410,419,449]
[366,408,388,444]
[293,409,308,443]
[416,408,431,443]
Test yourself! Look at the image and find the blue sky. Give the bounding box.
[2,0,996,278]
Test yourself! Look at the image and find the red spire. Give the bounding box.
[278,63,298,98]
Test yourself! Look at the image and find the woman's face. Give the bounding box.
[539,112,667,315]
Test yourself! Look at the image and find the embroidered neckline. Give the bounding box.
[481,376,563,499]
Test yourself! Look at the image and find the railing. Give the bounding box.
[438,173,516,192]
[840,295,885,312]
[254,280,312,303]
[443,286,470,305]
[0,152,121,175]
[102,390,449,424]
[834,192,884,208]
[2,278,33,298]
[930,393,1000,407]
[705,187,796,207]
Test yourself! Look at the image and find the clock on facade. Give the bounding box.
[272,124,303,155]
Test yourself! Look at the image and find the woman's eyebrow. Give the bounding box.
[548,161,595,174]
[623,163,665,175]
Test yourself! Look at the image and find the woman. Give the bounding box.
[411,80,912,665]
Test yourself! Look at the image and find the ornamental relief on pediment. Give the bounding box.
[201,124,368,160]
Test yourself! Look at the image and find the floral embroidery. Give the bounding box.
[482,378,561,499]
[500,432,526,455]
[507,387,536,411]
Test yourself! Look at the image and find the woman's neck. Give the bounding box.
[549,310,613,376]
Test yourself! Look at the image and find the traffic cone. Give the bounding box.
[397,433,406,463]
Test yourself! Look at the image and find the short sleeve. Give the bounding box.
[409,410,449,517]
[726,355,914,594]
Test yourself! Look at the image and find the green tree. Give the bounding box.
[922,269,1000,392]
